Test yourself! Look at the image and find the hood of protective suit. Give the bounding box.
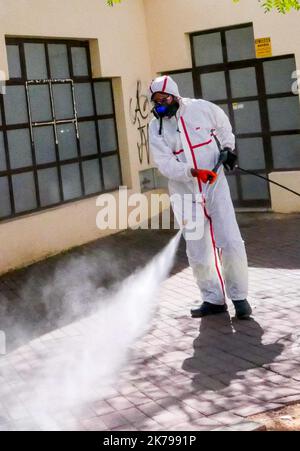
[149,76,180,99]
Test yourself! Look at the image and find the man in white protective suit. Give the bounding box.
[149,75,252,319]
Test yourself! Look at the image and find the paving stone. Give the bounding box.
[98,412,130,429]
[232,402,282,418]
[81,416,109,431]
[214,421,266,432]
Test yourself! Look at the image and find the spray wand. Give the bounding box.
[234,165,300,198]
[209,151,300,198]
[209,130,300,197]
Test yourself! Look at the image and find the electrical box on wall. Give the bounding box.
[139,168,168,193]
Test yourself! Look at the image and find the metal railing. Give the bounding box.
[25,78,79,146]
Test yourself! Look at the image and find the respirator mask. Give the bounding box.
[152,94,179,119]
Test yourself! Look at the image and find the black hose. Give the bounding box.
[236,166,300,198]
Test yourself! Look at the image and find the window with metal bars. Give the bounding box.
[0,38,122,220]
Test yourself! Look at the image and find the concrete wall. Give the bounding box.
[269,172,300,213]
[0,0,155,274]
[143,0,300,73]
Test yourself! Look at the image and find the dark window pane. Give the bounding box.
[169,72,194,98]
[94,81,113,115]
[33,126,56,165]
[57,124,78,160]
[263,58,296,94]
[98,119,117,153]
[74,83,94,117]
[0,176,11,217]
[226,27,255,62]
[218,103,229,116]
[7,129,32,169]
[201,71,227,101]
[24,43,47,79]
[52,83,74,120]
[28,85,52,122]
[12,172,37,213]
[193,33,223,66]
[236,137,265,170]
[71,47,89,76]
[0,132,6,171]
[230,67,257,98]
[61,163,82,200]
[48,44,70,79]
[7,45,22,79]
[272,135,300,169]
[4,86,28,125]
[38,167,61,206]
[241,173,269,200]
[268,97,300,131]
[82,159,102,195]
[233,100,261,134]
[102,155,121,190]
[78,121,98,156]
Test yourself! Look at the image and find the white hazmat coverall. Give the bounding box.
[149,76,248,305]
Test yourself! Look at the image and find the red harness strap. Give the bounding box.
[180,116,226,300]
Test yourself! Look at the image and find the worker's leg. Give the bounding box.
[206,180,248,302]
[185,208,226,306]
[221,240,248,301]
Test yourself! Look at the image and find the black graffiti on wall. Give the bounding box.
[129,81,150,165]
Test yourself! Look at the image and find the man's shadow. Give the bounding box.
[182,313,284,390]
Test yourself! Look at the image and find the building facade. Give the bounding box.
[0,0,299,274]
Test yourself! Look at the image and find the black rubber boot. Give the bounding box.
[233,299,252,319]
[191,301,228,318]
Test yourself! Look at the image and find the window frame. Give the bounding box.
[0,37,122,221]
[190,25,300,173]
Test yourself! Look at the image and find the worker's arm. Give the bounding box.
[149,121,194,183]
[209,102,237,170]
[209,102,235,150]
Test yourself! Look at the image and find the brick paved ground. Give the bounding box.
[0,212,300,431]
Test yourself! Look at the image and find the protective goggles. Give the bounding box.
[152,93,172,105]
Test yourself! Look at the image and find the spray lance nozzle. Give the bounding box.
[207,151,228,182]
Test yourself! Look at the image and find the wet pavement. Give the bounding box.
[0,212,300,431]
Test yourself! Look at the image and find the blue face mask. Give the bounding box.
[153,102,179,119]
[154,104,169,117]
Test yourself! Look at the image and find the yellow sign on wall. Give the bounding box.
[255,37,272,58]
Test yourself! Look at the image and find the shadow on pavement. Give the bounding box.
[182,313,284,389]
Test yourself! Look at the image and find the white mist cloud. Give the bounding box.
[8,231,181,429]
